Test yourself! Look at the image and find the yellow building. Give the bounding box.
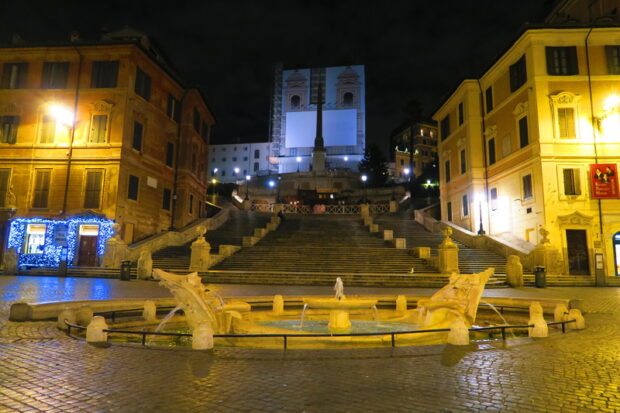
[434,26,620,280]
[390,121,437,181]
[0,29,214,268]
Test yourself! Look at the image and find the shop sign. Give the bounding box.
[590,164,619,199]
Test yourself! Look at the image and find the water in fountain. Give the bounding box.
[480,300,509,326]
[299,303,309,329]
[372,305,379,321]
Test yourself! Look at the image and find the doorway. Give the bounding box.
[566,229,590,275]
[613,232,620,276]
[77,225,99,267]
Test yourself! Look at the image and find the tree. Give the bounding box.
[358,144,389,187]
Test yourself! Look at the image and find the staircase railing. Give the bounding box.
[250,202,390,215]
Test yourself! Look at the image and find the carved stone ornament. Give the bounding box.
[90,99,115,113]
[539,227,551,245]
[512,102,529,117]
[549,91,580,107]
[484,125,497,138]
[556,211,593,226]
[0,102,19,115]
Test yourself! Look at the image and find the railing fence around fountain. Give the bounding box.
[250,203,390,215]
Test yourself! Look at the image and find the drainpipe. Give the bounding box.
[477,80,490,235]
[169,91,187,230]
[60,47,83,216]
[585,26,606,278]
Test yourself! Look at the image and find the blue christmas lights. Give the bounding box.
[7,214,115,268]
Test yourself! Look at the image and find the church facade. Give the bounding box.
[269,64,366,174]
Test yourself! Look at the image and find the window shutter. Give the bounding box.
[568,47,578,75]
[546,48,555,75]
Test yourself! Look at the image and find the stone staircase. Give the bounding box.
[150,209,272,273]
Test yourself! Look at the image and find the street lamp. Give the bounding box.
[210,178,217,203]
[245,175,251,200]
[476,192,486,235]
[212,167,218,176]
[361,174,368,203]
[296,156,301,172]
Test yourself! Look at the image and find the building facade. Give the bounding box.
[0,29,214,268]
[434,25,620,278]
[390,121,438,181]
[269,64,366,174]
[208,142,271,183]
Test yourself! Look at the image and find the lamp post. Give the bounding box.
[296,156,301,172]
[245,175,251,200]
[361,174,368,203]
[211,178,217,203]
[233,167,240,184]
[477,197,486,235]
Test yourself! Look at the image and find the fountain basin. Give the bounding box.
[302,298,378,310]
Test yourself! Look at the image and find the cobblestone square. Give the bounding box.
[1,276,619,412]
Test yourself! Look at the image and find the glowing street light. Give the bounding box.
[344,156,349,162]
[49,104,74,125]
[210,178,217,202]
[361,174,368,203]
[296,156,302,172]
[476,192,486,235]
[245,175,251,200]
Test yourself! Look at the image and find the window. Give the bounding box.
[519,116,529,148]
[221,157,226,162]
[462,195,469,216]
[509,55,527,92]
[522,174,533,200]
[191,153,197,171]
[501,135,512,157]
[458,102,464,125]
[128,175,139,200]
[291,95,300,108]
[89,114,108,143]
[440,115,450,140]
[41,62,69,89]
[1,63,27,89]
[546,47,578,75]
[254,149,260,159]
[563,168,581,195]
[444,160,451,183]
[189,194,194,214]
[83,170,103,209]
[343,92,353,105]
[460,149,466,174]
[32,170,51,208]
[253,162,259,172]
[485,87,493,113]
[166,143,174,167]
[162,188,171,210]
[39,115,56,144]
[243,156,248,161]
[606,46,620,74]
[490,188,498,211]
[193,109,201,133]
[25,224,46,254]
[232,157,237,162]
[132,121,143,151]
[0,116,19,144]
[201,122,209,140]
[0,169,9,208]
[221,170,226,176]
[167,95,181,122]
[557,108,576,138]
[488,138,496,165]
[91,61,119,88]
[135,68,151,100]
[290,148,297,156]
[447,202,452,221]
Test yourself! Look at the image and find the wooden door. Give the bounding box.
[77,235,98,267]
[566,229,590,275]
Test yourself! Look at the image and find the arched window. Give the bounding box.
[343,92,353,105]
[291,95,300,108]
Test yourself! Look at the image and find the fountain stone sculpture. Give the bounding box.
[303,277,377,332]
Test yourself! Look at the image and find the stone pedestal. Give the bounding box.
[360,204,369,218]
[143,301,157,322]
[389,200,397,213]
[243,236,258,247]
[254,228,268,238]
[312,148,326,172]
[529,227,564,275]
[410,247,431,260]
[395,295,407,313]
[272,295,284,314]
[190,236,211,272]
[363,217,373,227]
[137,250,153,280]
[505,255,524,287]
[394,238,406,249]
[370,224,379,233]
[438,227,459,273]
[383,230,393,241]
[3,248,18,275]
[328,310,351,332]
[86,316,109,344]
[102,237,129,268]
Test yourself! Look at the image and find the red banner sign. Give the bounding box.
[590,164,619,198]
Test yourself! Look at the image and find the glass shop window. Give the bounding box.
[25,224,46,254]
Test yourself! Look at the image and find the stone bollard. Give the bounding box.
[192,321,214,350]
[554,304,569,323]
[76,306,94,326]
[360,204,369,218]
[273,295,284,314]
[393,238,406,249]
[57,308,76,330]
[383,230,393,241]
[370,224,379,233]
[3,248,18,275]
[528,302,548,338]
[363,217,373,227]
[505,255,524,287]
[395,295,407,313]
[447,316,470,345]
[567,309,585,330]
[86,316,109,344]
[137,250,153,280]
[410,247,431,259]
[190,235,211,272]
[438,227,459,273]
[389,200,397,213]
[143,300,157,322]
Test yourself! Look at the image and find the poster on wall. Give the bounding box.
[590,164,619,198]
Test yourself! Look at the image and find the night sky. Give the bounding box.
[1,1,555,151]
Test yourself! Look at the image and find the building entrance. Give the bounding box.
[614,232,620,276]
[77,225,99,267]
[566,229,590,275]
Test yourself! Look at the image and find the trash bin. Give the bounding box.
[534,266,546,288]
[120,260,132,281]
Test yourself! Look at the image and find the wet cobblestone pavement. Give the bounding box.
[1,276,619,412]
